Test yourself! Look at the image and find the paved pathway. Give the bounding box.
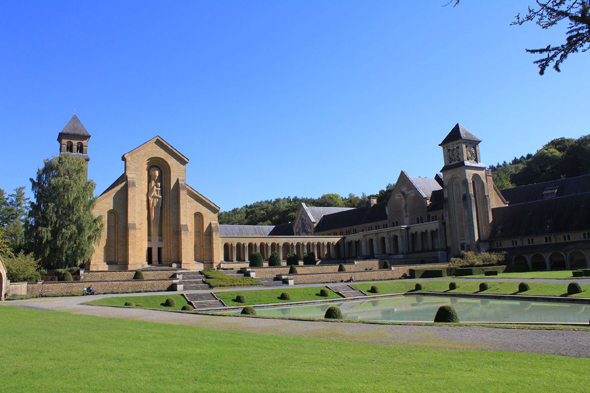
[3,291,590,359]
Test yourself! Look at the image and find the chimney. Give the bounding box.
[369,195,377,207]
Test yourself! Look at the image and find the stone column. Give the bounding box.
[231,243,236,262]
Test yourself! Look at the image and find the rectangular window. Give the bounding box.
[563,234,571,241]
[544,236,552,243]
[495,241,502,247]
[511,240,518,246]
[383,223,387,229]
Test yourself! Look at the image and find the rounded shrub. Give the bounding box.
[289,265,298,274]
[303,252,317,265]
[286,254,299,266]
[235,294,246,303]
[518,282,530,292]
[124,301,134,307]
[324,306,343,319]
[382,260,391,269]
[415,283,423,291]
[63,272,73,282]
[181,305,194,311]
[434,305,460,323]
[268,251,281,267]
[279,292,291,300]
[135,303,144,307]
[370,285,379,294]
[249,252,264,267]
[568,282,584,295]
[338,263,346,272]
[164,297,176,307]
[241,306,256,315]
[449,282,457,290]
[319,288,330,297]
[479,282,489,291]
[133,270,145,280]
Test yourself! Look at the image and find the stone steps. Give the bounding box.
[327,284,366,298]
[185,292,225,309]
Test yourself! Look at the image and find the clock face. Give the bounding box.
[466,145,478,162]
[447,145,460,164]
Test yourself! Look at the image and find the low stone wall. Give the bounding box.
[292,266,412,284]
[9,282,28,296]
[26,279,176,296]
[82,270,175,281]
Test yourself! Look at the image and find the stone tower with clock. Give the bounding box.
[439,124,504,256]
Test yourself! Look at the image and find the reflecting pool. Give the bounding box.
[220,295,590,323]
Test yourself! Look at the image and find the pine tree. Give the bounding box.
[27,155,103,269]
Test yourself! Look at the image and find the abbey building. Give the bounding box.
[57,116,590,271]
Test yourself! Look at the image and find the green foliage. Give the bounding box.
[236,295,246,303]
[164,297,176,307]
[338,263,346,272]
[449,251,507,268]
[381,260,390,269]
[434,305,460,323]
[414,283,423,291]
[181,305,194,311]
[133,270,145,280]
[241,306,256,315]
[3,251,41,282]
[27,155,103,269]
[135,303,144,307]
[268,251,281,267]
[303,252,316,265]
[62,271,73,281]
[572,270,584,277]
[202,269,261,287]
[279,292,290,300]
[0,187,30,256]
[449,282,457,290]
[484,270,499,276]
[518,282,530,292]
[286,254,299,266]
[479,283,489,291]
[319,288,329,297]
[249,252,264,267]
[288,265,298,274]
[369,285,379,293]
[124,301,134,307]
[568,282,583,295]
[324,306,343,319]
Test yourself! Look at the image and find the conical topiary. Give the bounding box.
[324,306,343,319]
[338,263,346,272]
[434,305,460,323]
[289,265,298,274]
[133,270,145,280]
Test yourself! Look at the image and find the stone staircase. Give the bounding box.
[327,284,366,298]
[184,292,225,309]
[177,271,210,290]
[257,277,288,287]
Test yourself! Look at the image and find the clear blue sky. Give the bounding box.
[1,1,588,211]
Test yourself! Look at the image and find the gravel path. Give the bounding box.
[3,293,590,358]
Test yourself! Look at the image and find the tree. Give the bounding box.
[451,1,590,74]
[4,187,29,254]
[27,155,102,269]
[4,251,41,283]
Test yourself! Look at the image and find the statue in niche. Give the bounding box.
[148,167,162,238]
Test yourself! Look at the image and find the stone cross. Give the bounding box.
[395,189,414,218]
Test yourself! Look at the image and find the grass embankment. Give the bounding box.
[1,306,589,392]
[469,271,584,279]
[202,269,261,287]
[354,280,590,298]
[215,287,341,306]
[85,294,190,310]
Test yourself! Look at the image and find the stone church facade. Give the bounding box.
[55,116,590,271]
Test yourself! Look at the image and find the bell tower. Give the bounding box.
[57,115,91,178]
[440,124,492,256]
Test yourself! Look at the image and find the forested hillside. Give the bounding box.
[220,134,590,225]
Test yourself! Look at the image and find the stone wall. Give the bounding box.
[8,282,27,296]
[26,279,176,296]
[83,270,175,281]
[292,266,412,284]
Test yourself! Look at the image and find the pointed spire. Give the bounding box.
[439,123,480,146]
[59,114,90,137]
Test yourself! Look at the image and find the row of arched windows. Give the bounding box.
[65,141,84,154]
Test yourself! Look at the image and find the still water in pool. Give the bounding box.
[222,295,590,323]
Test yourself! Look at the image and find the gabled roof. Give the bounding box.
[314,202,388,233]
[99,173,126,197]
[122,136,189,165]
[58,114,90,140]
[500,174,590,205]
[439,123,480,146]
[187,185,220,212]
[407,174,442,199]
[303,204,353,223]
[220,223,294,237]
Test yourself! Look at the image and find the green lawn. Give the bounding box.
[85,294,190,310]
[215,287,341,306]
[469,270,583,279]
[1,306,588,392]
[354,280,590,298]
[202,269,262,287]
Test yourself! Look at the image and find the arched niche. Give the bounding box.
[145,158,171,265]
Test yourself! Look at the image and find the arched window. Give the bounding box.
[76,142,83,153]
[66,141,73,153]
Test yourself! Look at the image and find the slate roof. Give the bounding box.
[59,115,90,138]
[500,175,590,205]
[220,223,294,237]
[439,123,480,146]
[492,240,590,255]
[303,204,353,223]
[407,174,442,199]
[313,202,388,233]
[489,192,590,239]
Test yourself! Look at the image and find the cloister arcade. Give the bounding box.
[512,250,590,271]
[221,237,343,262]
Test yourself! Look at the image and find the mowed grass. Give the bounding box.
[469,270,584,279]
[85,294,190,310]
[1,306,589,392]
[215,287,341,306]
[354,280,590,298]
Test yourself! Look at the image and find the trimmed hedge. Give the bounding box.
[268,251,281,267]
[289,265,298,274]
[484,270,498,276]
[518,282,530,292]
[303,252,317,265]
[449,282,457,290]
[582,269,590,277]
[249,252,264,267]
[479,283,489,291]
[369,285,379,294]
[164,298,176,307]
[286,254,299,266]
[279,292,291,300]
[124,301,134,307]
[324,306,343,319]
[434,305,459,323]
[235,295,246,303]
[63,272,73,282]
[568,282,584,295]
[414,283,423,291]
[133,270,145,280]
[455,266,506,276]
[319,288,330,297]
[241,306,256,315]
[573,270,584,277]
[181,305,194,311]
[338,263,346,272]
[410,268,447,279]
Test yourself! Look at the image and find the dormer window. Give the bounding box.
[542,187,559,199]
